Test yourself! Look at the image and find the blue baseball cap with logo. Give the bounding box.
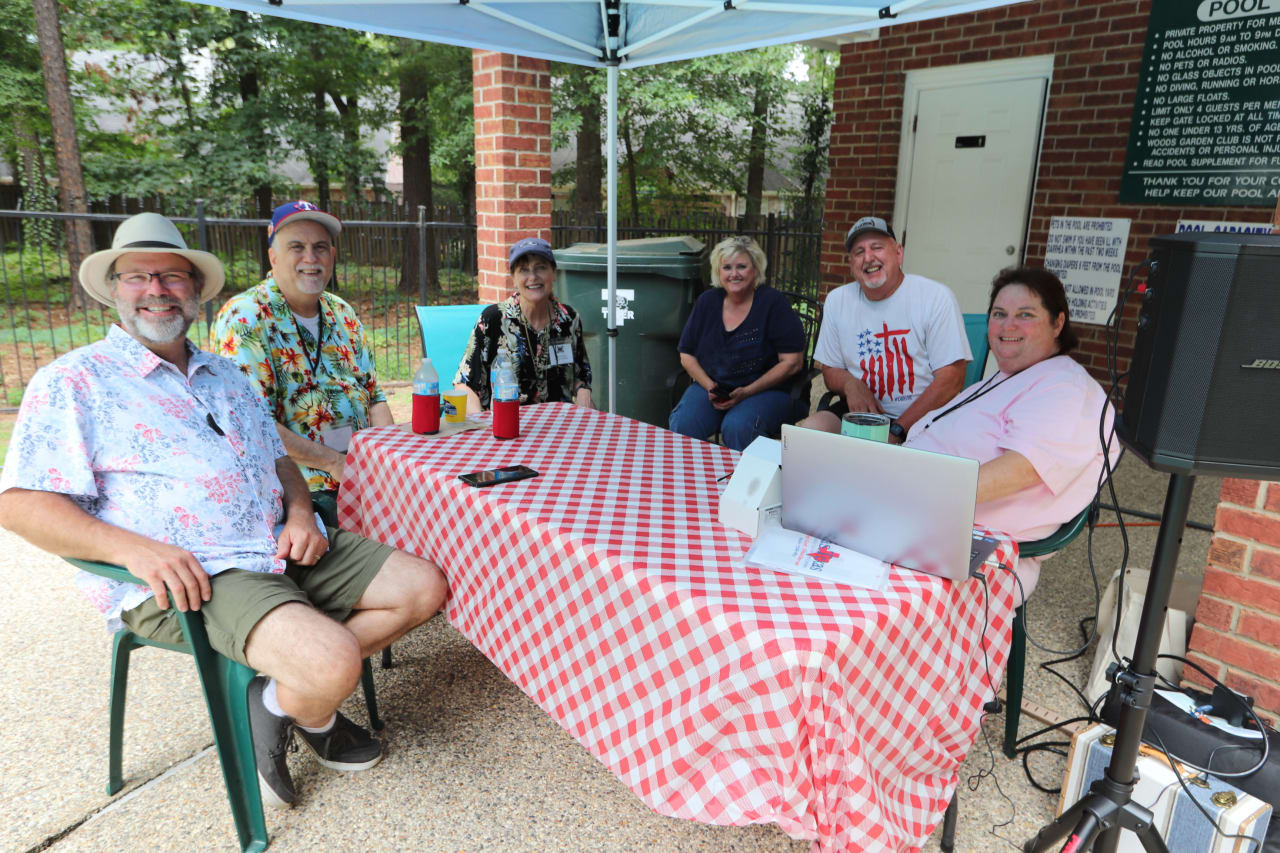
[508,237,557,269]
[267,201,342,245]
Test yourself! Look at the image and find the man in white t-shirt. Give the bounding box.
[800,216,971,443]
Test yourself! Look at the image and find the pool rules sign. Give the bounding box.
[1120,0,1280,206]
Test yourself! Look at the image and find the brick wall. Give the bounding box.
[1185,479,1280,725]
[472,51,552,304]
[822,0,1280,720]
[822,0,1270,383]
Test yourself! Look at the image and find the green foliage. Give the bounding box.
[552,46,833,218]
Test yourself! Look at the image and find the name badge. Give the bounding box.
[320,425,355,452]
[549,338,574,366]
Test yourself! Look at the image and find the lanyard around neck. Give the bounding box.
[921,370,1016,431]
[295,311,325,377]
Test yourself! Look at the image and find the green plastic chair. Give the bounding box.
[73,558,385,853]
[1001,503,1096,757]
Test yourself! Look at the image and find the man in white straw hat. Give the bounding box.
[0,212,448,809]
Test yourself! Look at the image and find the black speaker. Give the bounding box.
[1117,231,1280,478]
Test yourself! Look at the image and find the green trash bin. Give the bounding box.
[554,236,706,428]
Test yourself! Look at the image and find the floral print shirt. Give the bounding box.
[455,295,591,409]
[210,279,387,491]
[0,326,289,630]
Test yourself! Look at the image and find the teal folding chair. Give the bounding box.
[75,557,385,853]
[939,503,1097,851]
[414,304,487,390]
[961,312,989,388]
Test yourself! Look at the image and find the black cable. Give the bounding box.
[1020,741,1069,793]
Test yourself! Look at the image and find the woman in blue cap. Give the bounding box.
[457,237,593,411]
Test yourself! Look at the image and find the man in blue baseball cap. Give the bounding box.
[211,201,392,519]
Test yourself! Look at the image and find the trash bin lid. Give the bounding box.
[554,236,705,278]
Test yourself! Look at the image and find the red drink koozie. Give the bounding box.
[492,399,520,440]
[412,393,440,434]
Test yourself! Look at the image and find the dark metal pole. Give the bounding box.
[1092,473,1194,853]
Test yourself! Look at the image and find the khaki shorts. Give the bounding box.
[121,527,392,667]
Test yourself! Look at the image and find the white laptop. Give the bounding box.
[779,424,984,582]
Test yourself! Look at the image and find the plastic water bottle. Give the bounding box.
[491,351,520,439]
[493,352,519,404]
[412,357,440,434]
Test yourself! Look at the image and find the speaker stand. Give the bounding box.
[1022,473,1195,853]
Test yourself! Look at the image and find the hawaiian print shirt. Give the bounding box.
[0,326,289,630]
[210,279,387,491]
[456,295,591,409]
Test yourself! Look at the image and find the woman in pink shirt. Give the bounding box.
[905,266,1117,601]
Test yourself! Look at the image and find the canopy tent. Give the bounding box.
[191,0,1024,411]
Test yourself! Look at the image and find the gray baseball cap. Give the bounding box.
[844,216,896,250]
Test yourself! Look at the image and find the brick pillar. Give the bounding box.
[472,51,552,305]
[1185,479,1280,724]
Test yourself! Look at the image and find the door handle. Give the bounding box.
[1005,245,1016,255]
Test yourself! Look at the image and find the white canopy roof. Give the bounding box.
[191,0,1024,68]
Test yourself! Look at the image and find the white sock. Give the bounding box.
[262,679,289,719]
[298,713,337,734]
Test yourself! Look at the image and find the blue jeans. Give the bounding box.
[668,383,796,451]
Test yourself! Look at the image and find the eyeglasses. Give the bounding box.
[111,271,194,287]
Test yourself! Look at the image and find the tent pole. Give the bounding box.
[607,63,619,415]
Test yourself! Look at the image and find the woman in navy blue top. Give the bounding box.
[669,236,805,450]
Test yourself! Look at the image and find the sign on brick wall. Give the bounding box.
[1044,216,1131,326]
[1120,1,1280,206]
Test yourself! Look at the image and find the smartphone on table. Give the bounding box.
[458,465,539,488]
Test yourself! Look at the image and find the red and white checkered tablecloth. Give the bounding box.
[338,403,1018,852]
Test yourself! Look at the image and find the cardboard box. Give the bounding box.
[718,437,782,538]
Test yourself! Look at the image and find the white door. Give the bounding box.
[898,74,1047,314]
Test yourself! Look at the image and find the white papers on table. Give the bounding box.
[744,521,890,591]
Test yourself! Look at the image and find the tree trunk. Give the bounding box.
[398,43,437,298]
[329,93,362,204]
[573,74,602,217]
[239,69,275,275]
[622,118,640,218]
[313,87,331,211]
[32,0,93,311]
[14,113,59,250]
[744,80,770,229]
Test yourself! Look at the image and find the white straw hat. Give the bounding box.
[78,212,225,306]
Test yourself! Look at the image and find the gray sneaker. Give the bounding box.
[247,676,296,808]
[295,713,383,772]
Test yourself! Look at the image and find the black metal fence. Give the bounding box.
[0,200,822,406]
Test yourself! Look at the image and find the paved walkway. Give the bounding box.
[1,419,1220,851]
